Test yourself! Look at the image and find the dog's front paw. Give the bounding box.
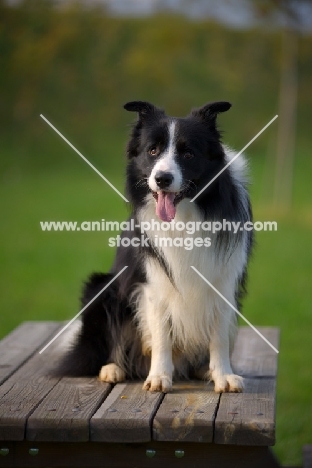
[143,374,172,393]
[99,363,126,383]
[212,373,244,393]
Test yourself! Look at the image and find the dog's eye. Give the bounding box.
[149,146,158,156]
[184,152,194,160]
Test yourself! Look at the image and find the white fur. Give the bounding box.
[223,146,249,187]
[148,121,182,193]
[224,146,250,220]
[99,363,125,383]
[137,189,248,392]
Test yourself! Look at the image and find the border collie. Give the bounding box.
[56,100,253,393]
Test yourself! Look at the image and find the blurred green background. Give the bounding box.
[0,0,311,465]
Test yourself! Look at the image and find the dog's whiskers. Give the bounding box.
[185,179,197,191]
[135,178,148,189]
[180,180,197,194]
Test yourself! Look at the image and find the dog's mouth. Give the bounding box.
[152,191,186,222]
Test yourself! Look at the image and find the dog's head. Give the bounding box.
[124,100,231,221]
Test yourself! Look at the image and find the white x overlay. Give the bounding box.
[40,114,129,203]
[39,111,279,356]
[190,114,278,202]
[191,266,279,353]
[39,266,128,354]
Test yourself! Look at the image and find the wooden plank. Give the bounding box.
[90,382,164,443]
[1,441,281,468]
[214,378,276,445]
[231,327,279,377]
[303,445,312,468]
[153,380,219,442]
[26,377,111,442]
[0,322,60,386]
[214,327,279,446]
[0,321,81,441]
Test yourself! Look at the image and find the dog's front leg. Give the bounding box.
[143,309,173,393]
[208,305,244,393]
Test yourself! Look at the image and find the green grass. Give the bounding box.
[242,215,312,464]
[0,165,127,331]
[0,140,311,466]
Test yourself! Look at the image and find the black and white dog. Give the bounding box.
[57,101,253,393]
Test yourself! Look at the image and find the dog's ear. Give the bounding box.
[191,101,231,125]
[124,101,164,158]
[124,101,163,121]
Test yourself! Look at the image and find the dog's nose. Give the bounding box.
[155,171,174,189]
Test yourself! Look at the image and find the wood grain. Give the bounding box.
[90,382,164,443]
[26,377,111,442]
[153,380,219,442]
[0,321,80,441]
[214,327,279,446]
[303,445,312,468]
[0,323,280,449]
[214,378,276,445]
[0,322,60,386]
[231,327,279,378]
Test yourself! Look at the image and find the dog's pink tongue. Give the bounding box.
[156,192,176,222]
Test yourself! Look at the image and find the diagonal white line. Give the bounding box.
[39,266,128,354]
[191,266,279,354]
[190,115,278,202]
[40,114,129,203]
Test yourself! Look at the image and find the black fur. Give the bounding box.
[55,101,253,379]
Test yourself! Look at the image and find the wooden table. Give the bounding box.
[0,322,280,467]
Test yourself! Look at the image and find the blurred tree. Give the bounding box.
[162,0,308,208]
[253,0,311,209]
[1,0,312,176]
[274,18,297,209]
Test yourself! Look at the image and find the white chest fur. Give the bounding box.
[135,195,247,361]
